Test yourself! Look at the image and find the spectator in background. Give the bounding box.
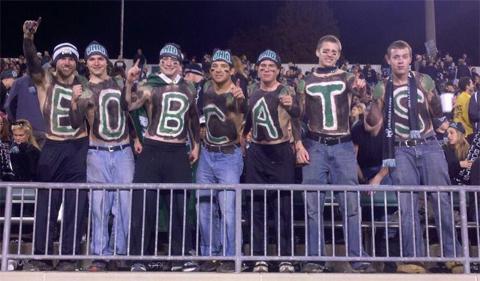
[202,53,212,75]
[363,64,377,87]
[422,60,438,83]
[462,53,470,66]
[0,114,14,180]
[350,102,365,129]
[4,74,46,147]
[40,50,51,67]
[454,77,475,136]
[8,119,40,182]
[469,78,480,133]
[0,69,18,113]
[414,54,423,72]
[184,63,204,86]
[443,122,472,184]
[457,59,471,79]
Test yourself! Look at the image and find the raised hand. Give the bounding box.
[352,75,367,90]
[126,59,142,83]
[23,17,42,37]
[279,94,293,108]
[231,79,245,100]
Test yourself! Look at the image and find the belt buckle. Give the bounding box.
[107,146,115,152]
[405,139,417,147]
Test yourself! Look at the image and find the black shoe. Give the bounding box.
[216,261,235,273]
[199,260,220,272]
[130,263,147,272]
[56,261,77,272]
[471,262,480,273]
[87,260,107,272]
[23,260,53,271]
[147,261,170,271]
[302,262,325,273]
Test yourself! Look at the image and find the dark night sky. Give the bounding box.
[1,0,479,65]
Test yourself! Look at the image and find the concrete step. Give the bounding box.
[0,272,478,281]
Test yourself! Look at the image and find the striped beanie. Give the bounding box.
[159,43,183,62]
[52,42,79,64]
[212,49,232,66]
[256,49,281,66]
[85,41,108,60]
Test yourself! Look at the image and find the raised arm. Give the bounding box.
[125,60,150,111]
[22,18,44,78]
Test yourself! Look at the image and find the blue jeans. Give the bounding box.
[87,147,134,256]
[390,140,462,257]
[302,139,367,261]
[196,147,243,256]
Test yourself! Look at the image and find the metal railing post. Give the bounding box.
[459,189,470,273]
[1,186,13,271]
[235,186,242,273]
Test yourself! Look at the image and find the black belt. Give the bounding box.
[88,143,130,152]
[203,143,239,154]
[306,131,351,146]
[394,137,436,147]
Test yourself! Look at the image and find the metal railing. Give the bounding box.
[1,182,479,273]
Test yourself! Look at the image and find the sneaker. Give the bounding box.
[182,261,199,272]
[279,261,295,273]
[171,261,184,272]
[446,261,464,274]
[302,262,325,273]
[147,261,170,271]
[56,261,77,271]
[23,260,53,271]
[130,263,147,272]
[199,260,220,272]
[396,263,426,273]
[253,261,268,273]
[471,262,480,273]
[216,261,235,273]
[87,261,107,272]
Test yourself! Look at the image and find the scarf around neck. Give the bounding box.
[382,71,420,167]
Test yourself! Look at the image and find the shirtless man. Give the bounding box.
[125,43,200,271]
[22,19,88,271]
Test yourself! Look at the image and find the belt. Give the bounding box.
[306,131,351,146]
[203,143,239,154]
[88,143,130,152]
[394,137,436,147]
